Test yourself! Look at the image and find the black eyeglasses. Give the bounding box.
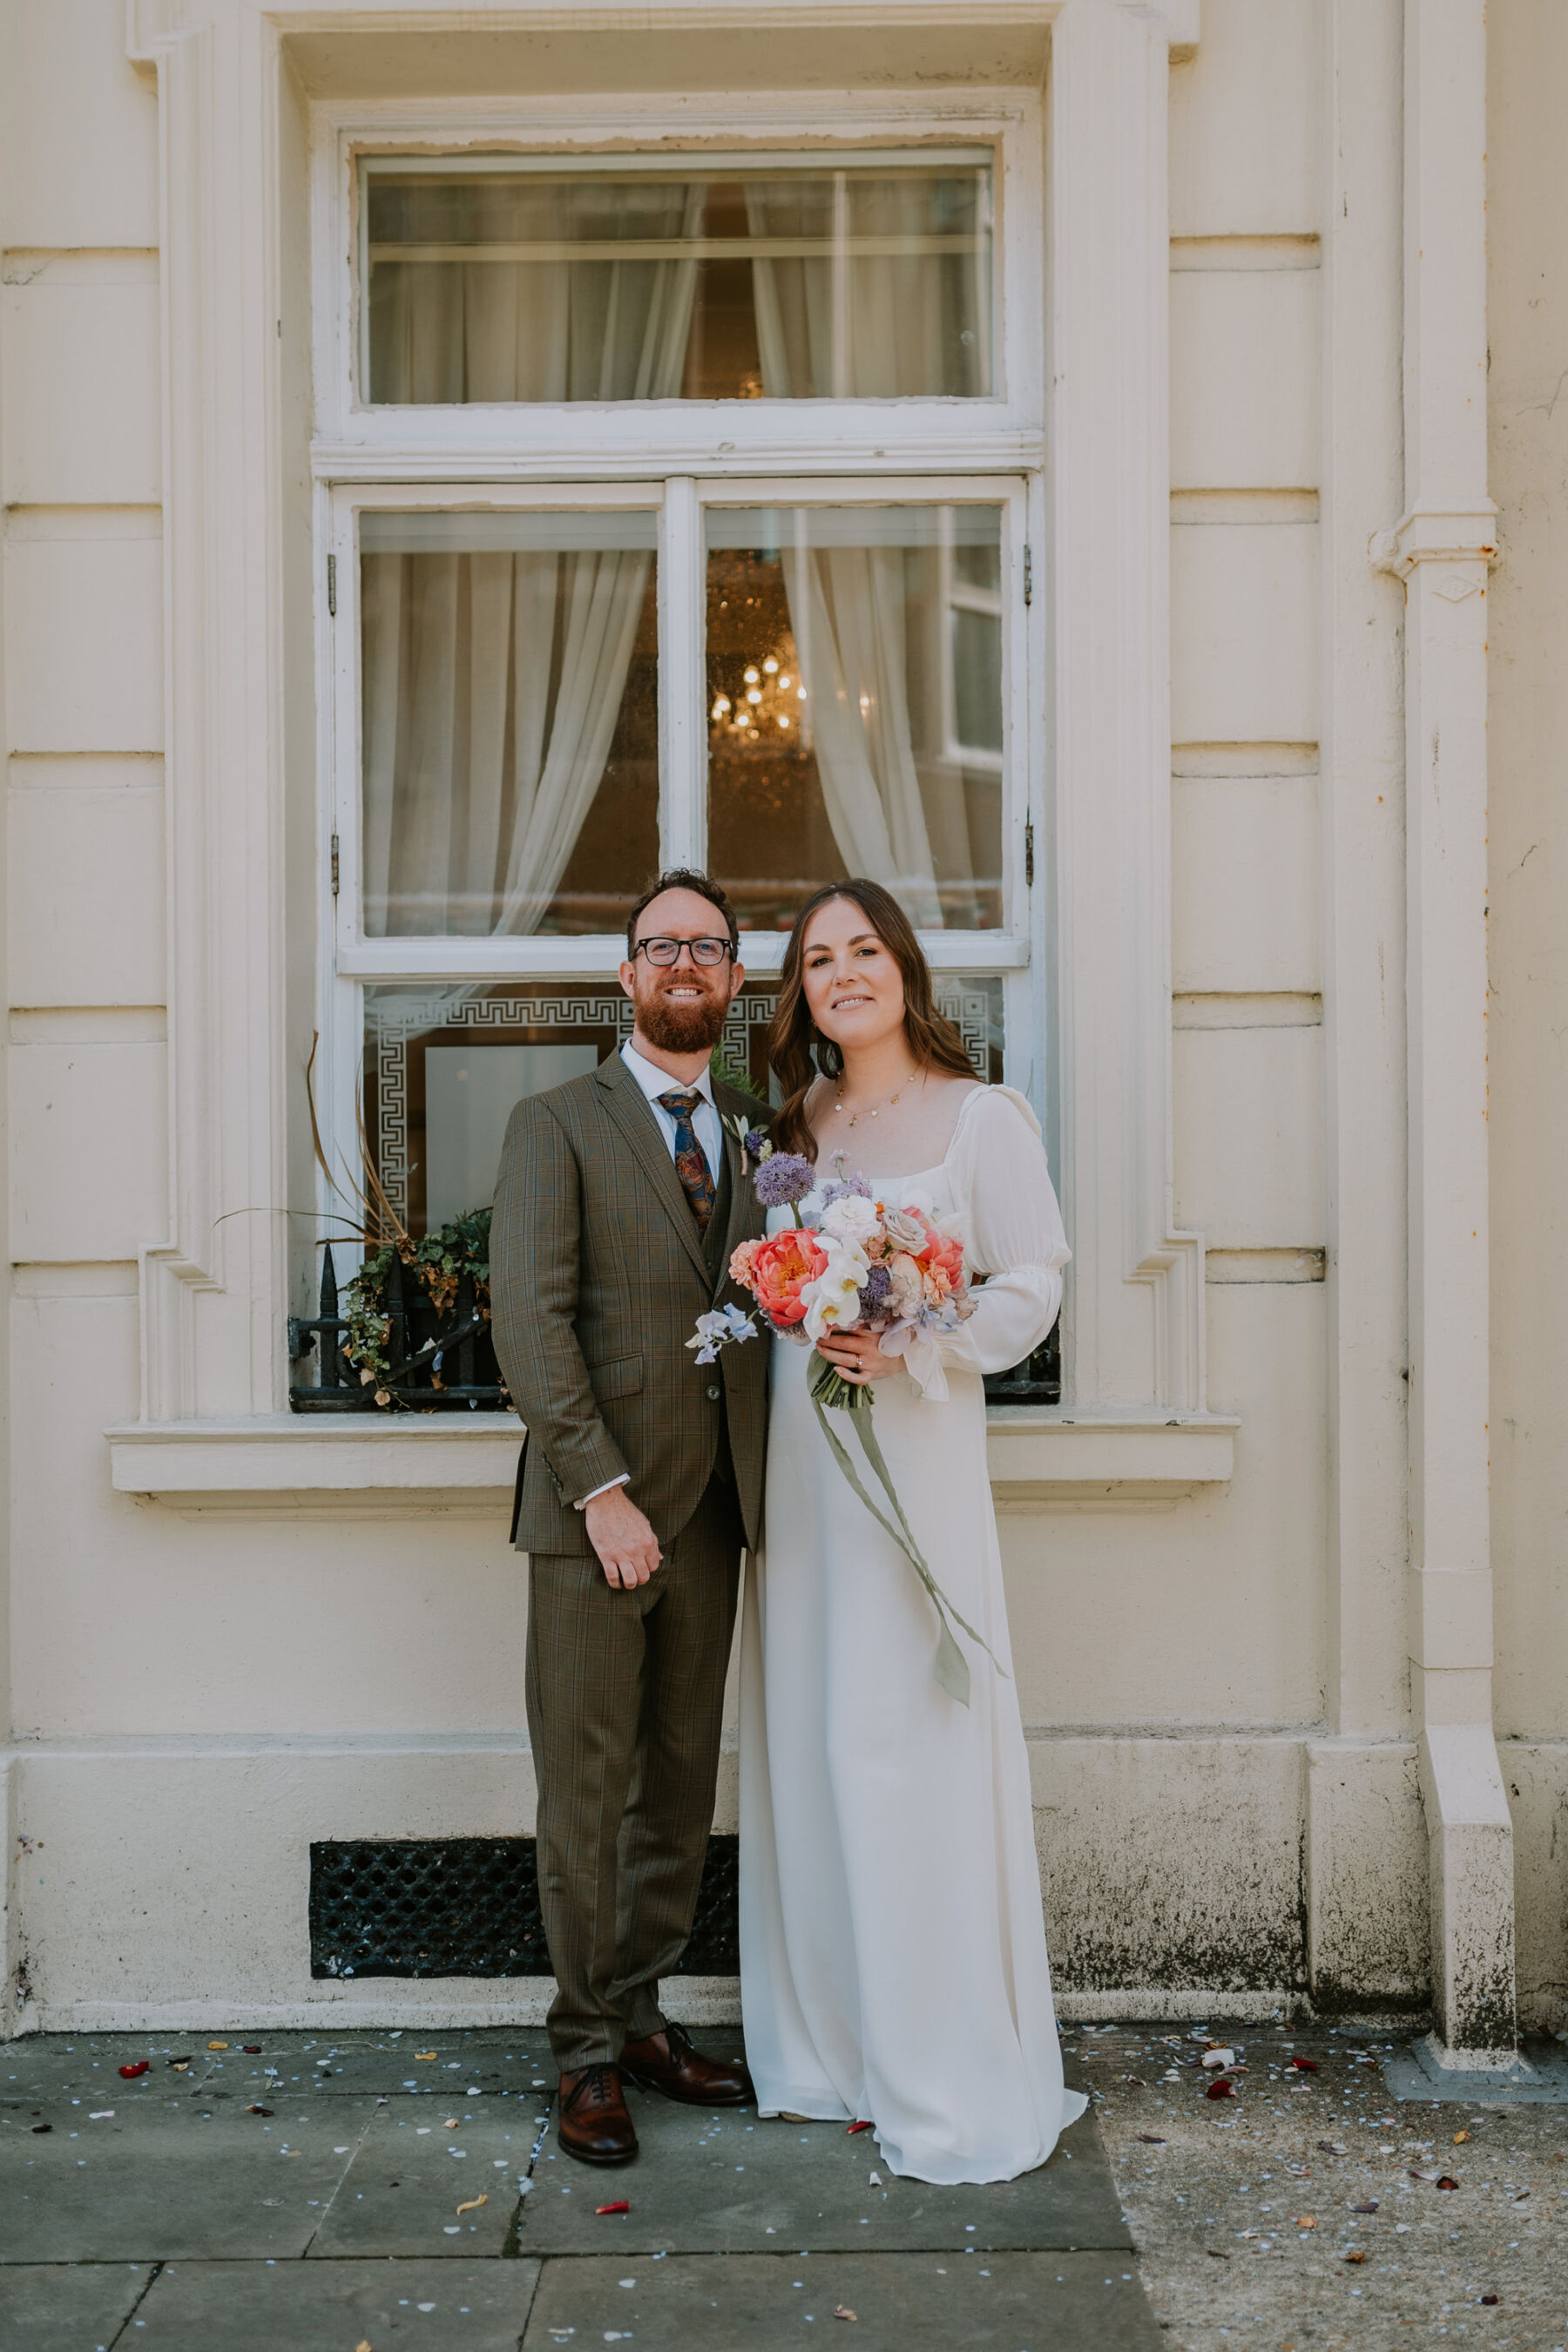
[631,936,733,968]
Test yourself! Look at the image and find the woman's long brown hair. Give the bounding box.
[767,879,979,1160]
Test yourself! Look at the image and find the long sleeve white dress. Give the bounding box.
[738,1085,1087,2184]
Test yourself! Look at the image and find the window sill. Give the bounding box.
[106,1408,1236,1512]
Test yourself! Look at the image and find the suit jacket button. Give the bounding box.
[706,1384,720,1402]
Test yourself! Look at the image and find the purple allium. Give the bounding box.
[754,1151,817,1208]
[858,1263,893,1314]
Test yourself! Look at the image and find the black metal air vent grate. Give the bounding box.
[308,1834,740,1980]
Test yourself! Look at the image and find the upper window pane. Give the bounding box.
[362,153,994,404]
[705,504,1005,932]
[359,510,659,937]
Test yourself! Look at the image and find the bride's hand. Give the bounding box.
[816,1328,902,1384]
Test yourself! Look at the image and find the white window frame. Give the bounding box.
[308,93,1046,478]
[321,475,1038,1225]
[328,476,1034,964]
[313,101,1049,1235]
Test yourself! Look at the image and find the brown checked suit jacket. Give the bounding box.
[490,1052,771,1559]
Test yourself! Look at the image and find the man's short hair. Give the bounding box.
[625,869,740,959]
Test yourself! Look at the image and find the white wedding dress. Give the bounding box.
[739,1084,1088,2185]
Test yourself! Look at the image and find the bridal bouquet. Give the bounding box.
[689,1131,997,1707]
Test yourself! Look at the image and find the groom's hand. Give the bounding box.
[584,1486,664,1589]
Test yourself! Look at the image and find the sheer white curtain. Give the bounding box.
[362,531,654,936]
[747,177,957,926]
[362,186,700,936]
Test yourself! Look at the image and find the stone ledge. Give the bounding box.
[105,1408,1237,1507]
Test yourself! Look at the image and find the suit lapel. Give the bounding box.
[596,1052,712,1282]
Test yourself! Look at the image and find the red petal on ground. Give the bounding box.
[1288,2057,1319,2072]
[118,2062,150,2078]
[1205,2078,1235,2100]
[848,2120,874,2134]
[595,2200,631,2215]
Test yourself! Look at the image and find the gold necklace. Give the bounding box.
[832,1067,921,1129]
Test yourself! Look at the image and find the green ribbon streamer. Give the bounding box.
[808,1367,1009,1710]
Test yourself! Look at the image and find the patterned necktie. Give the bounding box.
[657,1090,717,1234]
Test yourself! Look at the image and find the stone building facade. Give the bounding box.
[0,0,1562,2058]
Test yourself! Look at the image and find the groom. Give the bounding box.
[490,871,769,2166]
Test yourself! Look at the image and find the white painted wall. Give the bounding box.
[1,0,1541,2037]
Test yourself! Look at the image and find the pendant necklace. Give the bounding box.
[833,1067,921,1130]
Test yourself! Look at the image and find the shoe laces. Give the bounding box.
[563,2064,621,2114]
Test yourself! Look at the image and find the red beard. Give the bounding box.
[635,977,731,1054]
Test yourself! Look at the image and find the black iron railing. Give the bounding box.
[288,1242,505,1413]
[982,1327,1062,1408]
[288,1244,1061,1413]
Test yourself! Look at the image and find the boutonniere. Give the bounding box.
[723,1110,773,1177]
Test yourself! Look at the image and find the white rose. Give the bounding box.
[881,1206,929,1252]
[820,1192,882,1248]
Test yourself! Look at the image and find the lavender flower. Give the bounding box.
[754,1152,817,1208]
[820,1173,873,1207]
[819,1152,872,1207]
[744,1127,768,1162]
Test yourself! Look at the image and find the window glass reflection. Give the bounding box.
[359,510,658,937]
[364,159,994,404]
[706,505,1005,931]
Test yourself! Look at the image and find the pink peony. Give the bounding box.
[728,1239,765,1288]
[743,1227,830,1327]
[916,1225,966,1294]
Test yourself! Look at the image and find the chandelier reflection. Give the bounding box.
[710,636,809,747]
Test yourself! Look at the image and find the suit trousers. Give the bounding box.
[526,1465,744,2069]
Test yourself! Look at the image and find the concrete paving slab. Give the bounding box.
[1381,2031,1568,2104]
[194,2031,555,2105]
[520,2251,1164,2350]
[1,2035,226,2105]
[132,2258,542,2350]
[517,2099,1127,2255]
[0,2261,152,2351]
[0,2093,379,2262]
[311,2104,529,2256]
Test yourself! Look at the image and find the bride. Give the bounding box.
[738,878,1087,2186]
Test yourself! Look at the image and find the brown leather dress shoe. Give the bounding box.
[557,2064,639,2165]
[618,2021,754,2107]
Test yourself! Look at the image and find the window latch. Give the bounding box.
[327,552,337,616]
[1023,544,1032,607]
[330,832,340,897]
[1025,818,1034,888]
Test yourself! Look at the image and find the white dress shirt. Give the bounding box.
[618,1037,724,1177]
[578,1040,724,1509]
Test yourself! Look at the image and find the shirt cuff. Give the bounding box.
[574,1473,631,1511]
